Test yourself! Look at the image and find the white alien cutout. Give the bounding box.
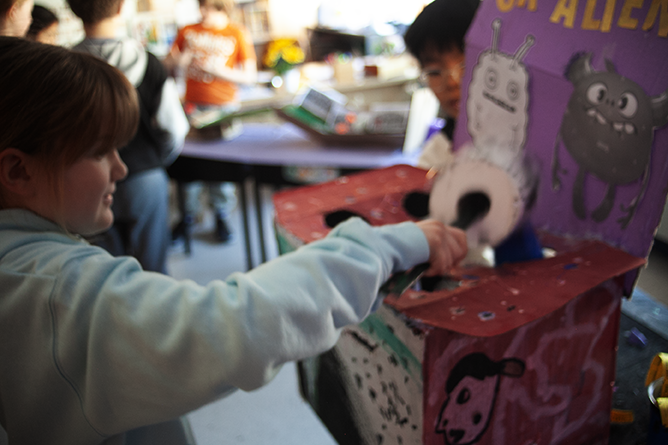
[467,19,534,157]
[429,19,537,255]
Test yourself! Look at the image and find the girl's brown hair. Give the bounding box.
[0,36,139,212]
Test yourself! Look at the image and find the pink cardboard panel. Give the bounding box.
[423,282,622,445]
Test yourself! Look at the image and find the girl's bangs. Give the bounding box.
[84,61,139,155]
[55,54,139,164]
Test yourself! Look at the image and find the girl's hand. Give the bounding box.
[415,219,468,276]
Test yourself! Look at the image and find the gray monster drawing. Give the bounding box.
[552,53,668,228]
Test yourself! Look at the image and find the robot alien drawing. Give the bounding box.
[467,18,534,156]
[552,53,668,228]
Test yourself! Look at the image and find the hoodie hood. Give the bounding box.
[0,209,84,260]
[73,37,148,87]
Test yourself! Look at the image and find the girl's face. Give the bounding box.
[420,45,466,120]
[35,22,58,45]
[36,148,128,236]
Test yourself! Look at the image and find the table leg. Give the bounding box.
[254,179,268,264]
[239,179,253,271]
[175,181,192,256]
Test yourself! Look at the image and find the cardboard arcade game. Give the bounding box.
[273,1,668,444]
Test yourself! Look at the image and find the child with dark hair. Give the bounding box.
[25,4,58,44]
[67,0,190,274]
[0,36,466,444]
[404,0,480,170]
[0,0,33,36]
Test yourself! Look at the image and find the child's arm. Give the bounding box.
[194,56,258,85]
[43,217,465,433]
[162,44,194,78]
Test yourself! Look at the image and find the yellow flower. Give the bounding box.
[263,38,304,70]
[282,46,304,64]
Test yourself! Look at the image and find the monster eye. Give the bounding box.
[617,92,638,118]
[485,68,498,90]
[507,81,519,101]
[456,387,471,404]
[586,82,607,104]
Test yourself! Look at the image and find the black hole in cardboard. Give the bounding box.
[324,210,369,228]
[403,191,430,218]
[419,275,462,292]
[452,191,491,229]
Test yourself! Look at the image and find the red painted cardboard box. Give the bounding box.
[273,165,644,445]
[273,0,668,443]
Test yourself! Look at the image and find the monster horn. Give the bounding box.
[566,52,593,85]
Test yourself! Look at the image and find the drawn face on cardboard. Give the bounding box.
[435,374,497,444]
[467,19,534,155]
[561,56,660,184]
[552,53,668,227]
[435,353,525,445]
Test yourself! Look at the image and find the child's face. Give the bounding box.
[200,5,229,28]
[38,148,127,236]
[420,44,466,120]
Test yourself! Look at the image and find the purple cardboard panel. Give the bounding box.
[454,0,668,263]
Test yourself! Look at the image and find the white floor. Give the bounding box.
[185,364,337,445]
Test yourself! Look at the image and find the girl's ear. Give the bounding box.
[0,148,36,198]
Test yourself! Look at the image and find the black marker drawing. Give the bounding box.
[435,352,525,445]
[552,52,668,228]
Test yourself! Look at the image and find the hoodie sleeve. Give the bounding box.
[49,217,429,435]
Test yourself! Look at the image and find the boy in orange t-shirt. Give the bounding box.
[166,0,257,243]
[170,1,256,107]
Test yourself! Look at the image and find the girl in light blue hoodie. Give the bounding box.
[0,37,467,445]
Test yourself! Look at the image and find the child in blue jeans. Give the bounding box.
[0,37,467,445]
